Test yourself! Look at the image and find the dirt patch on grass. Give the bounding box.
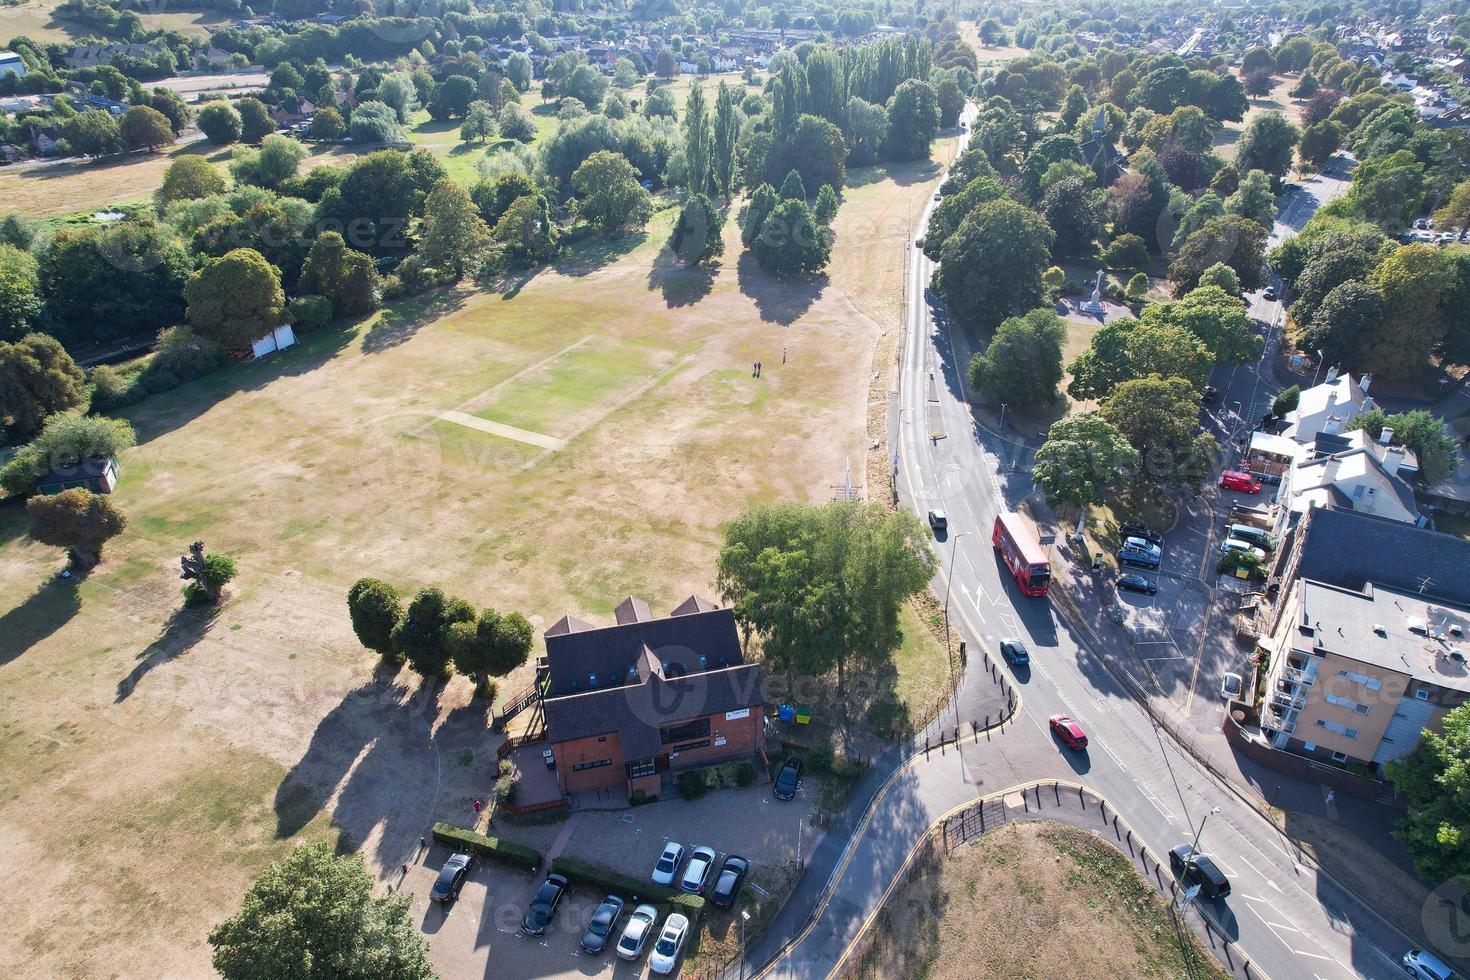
[856,821,1229,979]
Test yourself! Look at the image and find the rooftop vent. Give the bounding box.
[1373,624,1387,636]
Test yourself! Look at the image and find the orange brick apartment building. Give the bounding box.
[540,596,767,800]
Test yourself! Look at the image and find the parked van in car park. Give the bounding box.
[1219,470,1262,493]
[1219,538,1266,561]
[1401,948,1464,980]
[1168,844,1231,899]
[1225,524,1272,550]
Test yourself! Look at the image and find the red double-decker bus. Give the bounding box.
[992,512,1051,597]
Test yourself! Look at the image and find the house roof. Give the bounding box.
[1284,372,1375,442]
[542,662,764,758]
[36,456,114,486]
[1288,506,1470,606]
[1290,446,1420,523]
[614,596,652,625]
[542,600,745,698]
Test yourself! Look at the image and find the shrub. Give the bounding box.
[182,581,212,606]
[430,822,542,870]
[629,788,655,806]
[676,770,708,800]
[289,295,332,333]
[805,743,834,773]
[735,761,756,787]
[550,856,705,921]
[87,364,135,411]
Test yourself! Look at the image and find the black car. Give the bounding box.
[1000,637,1030,666]
[710,855,750,908]
[430,853,471,903]
[1118,521,1163,545]
[1201,385,1219,403]
[521,873,569,935]
[580,894,626,954]
[773,758,803,800]
[1116,573,1159,596]
[1168,844,1232,899]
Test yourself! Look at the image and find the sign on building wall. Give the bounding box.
[725,708,750,721]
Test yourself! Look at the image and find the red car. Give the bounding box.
[1219,470,1262,494]
[1049,714,1089,750]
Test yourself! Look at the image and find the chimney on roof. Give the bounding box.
[1384,446,1406,475]
[1324,366,1339,385]
[1379,426,1395,446]
[1359,373,1372,394]
[1323,414,1343,436]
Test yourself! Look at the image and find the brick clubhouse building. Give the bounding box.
[540,596,767,800]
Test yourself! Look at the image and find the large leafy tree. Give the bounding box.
[299,232,381,315]
[716,502,935,713]
[1067,319,1211,401]
[1300,280,1384,372]
[316,150,447,256]
[1365,244,1451,378]
[1298,120,1343,172]
[492,194,559,268]
[236,97,274,143]
[347,578,403,659]
[1142,285,1260,365]
[741,183,780,248]
[967,307,1067,409]
[230,135,308,190]
[120,105,175,152]
[1233,111,1299,181]
[772,114,847,193]
[937,199,1055,331]
[710,81,741,197]
[391,587,475,679]
[571,150,653,235]
[920,174,1005,259]
[669,193,725,266]
[1224,169,1275,229]
[1032,412,1140,510]
[26,488,126,568]
[0,245,43,342]
[209,842,435,980]
[429,75,477,119]
[883,78,940,161]
[1101,375,1218,490]
[0,333,85,440]
[1168,216,1269,294]
[1346,409,1460,486]
[185,248,286,353]
[0,413,135,498]
[42,222,191,346]
[196,101,242,145]
[156,155,226,207]
[446,608,534,696]
[1041,176,1102,259]
[1434,179,1470,236]
[1387,704,1470,884]
[419,178,490,277]
[752,199,830,275]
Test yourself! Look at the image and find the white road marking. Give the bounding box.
[1099,742,1128,771]
[1237,852,1283,892]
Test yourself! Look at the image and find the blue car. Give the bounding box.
[1116,535,1162,569]
[1000,638,1030,665]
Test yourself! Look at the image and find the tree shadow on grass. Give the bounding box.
[362,285,469,354]
[0,576,82,670]
[115,601,220,701]
[552,228,648,277]
[843,158,943,190]
[480,264,542,300]
[647,245,717,308]
[736,251,827,325]
[126,320,356,446]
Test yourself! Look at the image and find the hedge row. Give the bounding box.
[550,856,706,921]
[431,822,542,871]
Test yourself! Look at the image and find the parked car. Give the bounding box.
[773,757,803,800]
[1401,947,1461,980]
[1201,385,1219,403]
[1219,470,1262,494]
[521,873,569,935]
[1117,536,1162,569]
[1000,637,1030,666]
[617,904,659,961]
[915,235,925,247]
[1219,538,1266,561]
[710,855,750,907]
[1220,672,1242,698]
[1049,714,1088,749]
[580,894,626,954]
[680,845,717,894]
[1116,573,1159,596]
[1225,523,1273,551]
[649,912,690,975]
[1440,231,1459,245]
[928,509,947,533]
[651,841,685,886]
[933,191,942,201]
[1263,285,1277,300]
[430,853,471,904]
[1118,521,1163,545]
[1168,843,1231,899]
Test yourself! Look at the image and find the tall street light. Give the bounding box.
[1189,805,1222,865]
[943,530,975,711]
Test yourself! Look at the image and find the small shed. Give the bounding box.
[36,456,119,495]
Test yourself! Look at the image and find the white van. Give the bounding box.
[1402,948,1464,980]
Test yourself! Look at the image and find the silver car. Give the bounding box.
[616,904,659,961]
[651,840,684,886]
[649,912,690,975]
[680,845,717,894]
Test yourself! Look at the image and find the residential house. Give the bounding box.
[62,43,163,70]
[0,51,26,78]
[1275,426,1424,528]
[539,596,766,801]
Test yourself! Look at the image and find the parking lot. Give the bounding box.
[408,778,816,977]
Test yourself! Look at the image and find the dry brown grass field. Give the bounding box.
[0,0,226,43]
[0,129,954,976]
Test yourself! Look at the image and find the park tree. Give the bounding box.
[148,88,192,134]
[1101,375,1218,490]
[682,80,710,193]
[299,232,380,315]
[446,608,534,697]
[715,502,935,714]
[920,175,1005,260]
[968,307,1067,409]
[1168,216,1269,294]
[937,200,1055,331]
[778,168,807,202]
[498,103,536,143]
[347,578,403,659]
[42,222,191,347]
[120,105,175,152]
[814,184,839,226]
[1103,233,1149,271]
[1126,272,1150,301]
[883,79,940,161]
[1143,285,1260,365]
[26,488,126,568]
[429,75,477,119]
[1387,703,1470,883]
[1348,150,1426,226]
[419,178,490,277]
[710,82,740,198]
[62,109,122,156]
[377,71,419,124]
[1196,262,1241,296]
[1241,46,1276,77]
[845,97,889,166]
[0,333,84,439]
[752,199,829,275]
[1276,36,1314,74]
[492,193,559,268]
[741,183,780,248]
[178,542,236,605]
[1032,412,1140,510]
[1067,319,1212,401]
[1225,170,1276,228]
[308,106,345,141]
[347,101,404,145]
[391,587,475,678]
[185,249,286,353]
[0,247,43,343]
[209,842,435,980]
[669,193,724,265]
[0,412,134,497]
[1041,176,1102,259]
[156,156,226,207]
[1434,180,1470,235]
[230,135,308,190]
[317,149,446,256]
[506,53,533,91]
[936,75,965,128]
[1365,244,1451,378]
[236,97,274,143]
[571,151,652,236]
[1297,120,1342,172]
[1347,409,1460,486]
[1289,245,1377,327]
[1301,280,1384,372]
[775,115,847,195]
[1234,112,1300,181]
[459,101,497,144]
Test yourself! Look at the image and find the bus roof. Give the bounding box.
[997,512,1048,566]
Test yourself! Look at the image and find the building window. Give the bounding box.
[698,654,707,670]
[572,758,612,771]
[628,758,656,778]
[1335,669,1382,691]
[1325,694,1370,715]
[1302,742,1316,752]
[673,739,711,753]
[596,735,607,742]
[660,718,710,745]
[1415,689,1430,701]
[1314,718,1358,739]
[589,672,597,687]
[1331,751,1349,763]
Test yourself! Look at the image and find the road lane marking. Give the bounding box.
[1237,852,1283,892]
[1099,742,1128,771]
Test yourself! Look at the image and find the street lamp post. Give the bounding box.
[1189,805,1222,866]
[943,531,975,707]
[739,909,751,980]
[998,402,1007,430]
